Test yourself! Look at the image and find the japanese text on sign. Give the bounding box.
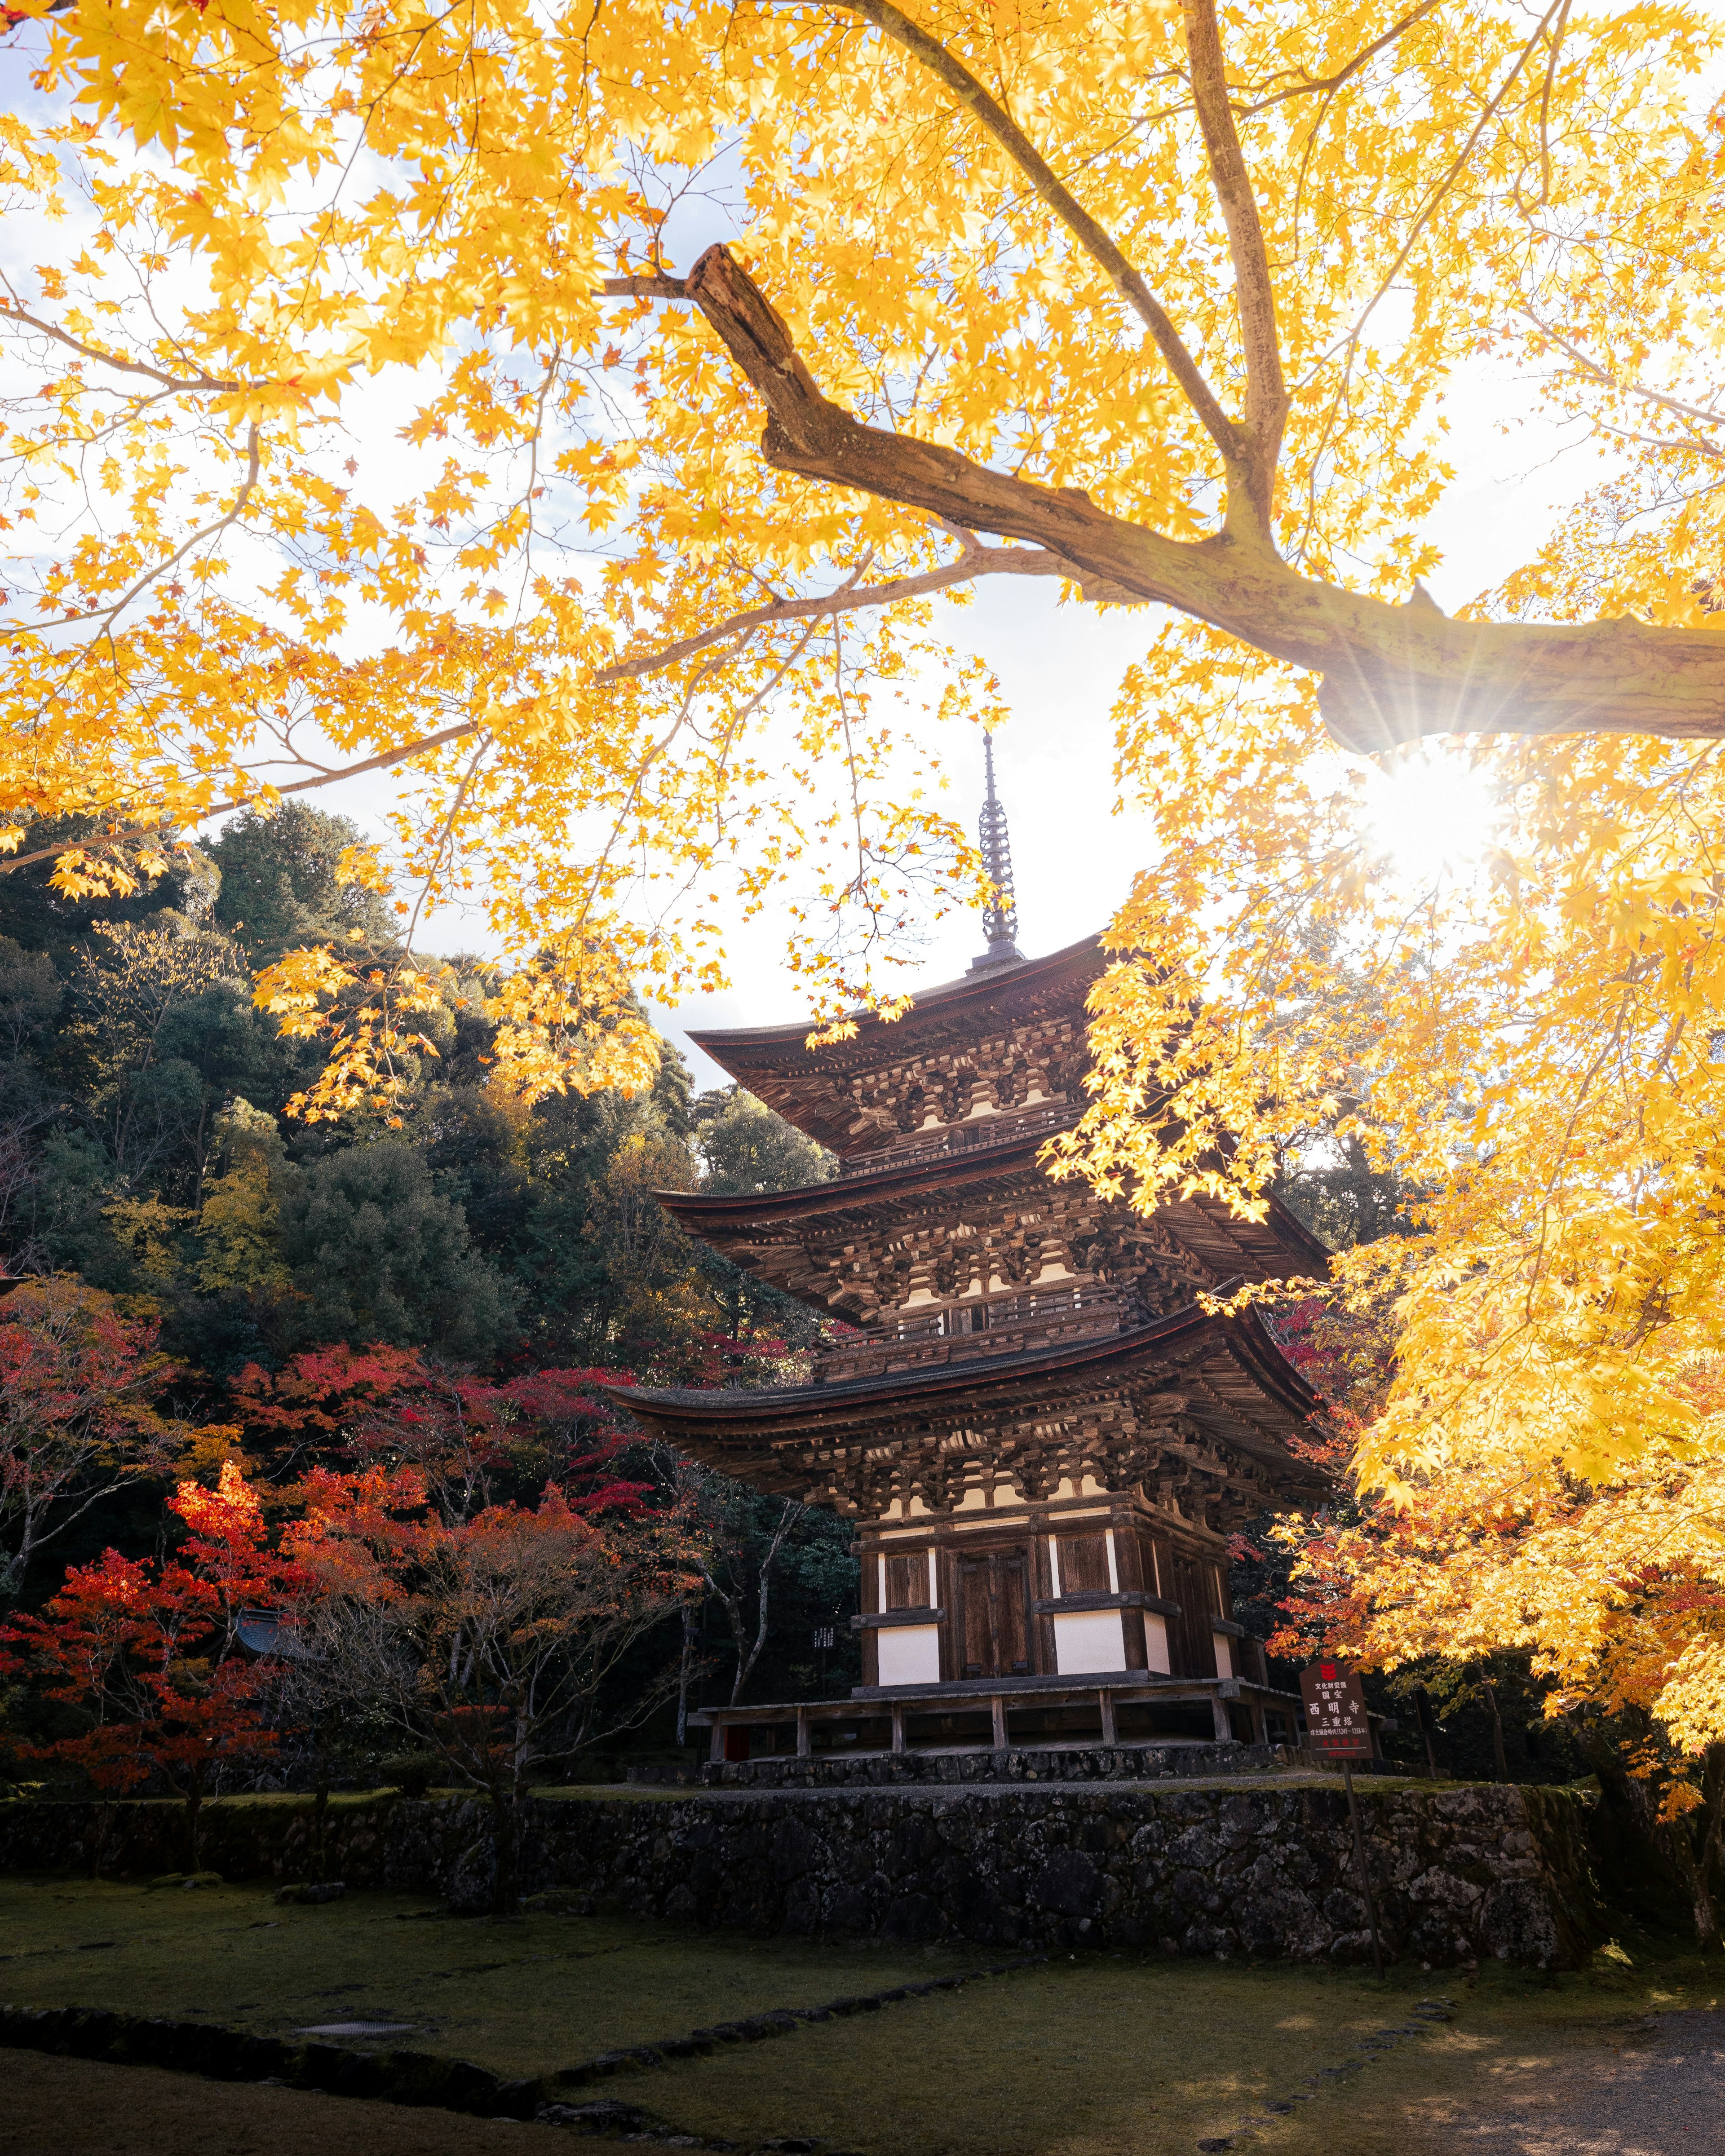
[1300,1660,1372,1758]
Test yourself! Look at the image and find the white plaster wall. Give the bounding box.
[1052,1609,1127,1675]
[877,1624,941,1686]
[1212,1632,1234,1679]
[1143,1613,1172,1675]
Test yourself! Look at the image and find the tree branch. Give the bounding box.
[597,540,1093,683]
[801,0,1244,479]
[1238,0,1443,115]
[0,300,243,396]
[1522,310,1725,452]
[0,721,481,875]
[595,275,687,300]
[679,246,1725,748]
[1180,0,1289,528]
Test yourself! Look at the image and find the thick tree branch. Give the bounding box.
[1181,0,1289,528]
[596,540,1089,683]
[801,0,1244,480]
[596,275,687,300]
[680,246,1725,749]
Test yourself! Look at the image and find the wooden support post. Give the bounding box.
[709,1718,725,1764]
[991,1695,1008,1751]
[890,1705,906,1754]
[796,1707,810,1758]
[1249,1699,1268,1745]
[1098,1688,1118,1744]
[1211,1692,1234,1743]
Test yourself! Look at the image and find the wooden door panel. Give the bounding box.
[960,1558,994,1676]
[885,1553,924,1609]
[995,1554,1029,1673]
[1058,1533,1110,1594]
[959,1551,1030,1676]
[1170,1555,1216,1677]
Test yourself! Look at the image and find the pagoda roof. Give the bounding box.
[602,1297,1327,1515]
[655,1131,1331,1299]
[689,934,1108,1157]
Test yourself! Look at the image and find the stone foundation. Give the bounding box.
[699,1741,1383,1788]
[0,1779,1604,1969]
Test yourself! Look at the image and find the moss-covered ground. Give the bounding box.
[0,1873,1717,2156]
[0,1873,982,2074]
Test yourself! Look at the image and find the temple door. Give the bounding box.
[1168,1553,1217,1677]
[959,1551,1031,1678]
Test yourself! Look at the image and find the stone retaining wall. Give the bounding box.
[700,1741,1388,1789]
[0,1779,1604,1969]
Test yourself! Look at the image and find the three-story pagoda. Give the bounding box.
[613,747,1330,1764]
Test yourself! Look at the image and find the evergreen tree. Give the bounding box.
[276,1139,518,1362]
[204,804,398,966]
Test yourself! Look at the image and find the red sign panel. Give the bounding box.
[1300,1660,1373,1757]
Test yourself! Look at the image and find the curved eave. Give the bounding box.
[1256,1194,1333,1275]
[602,1296,1324,1481]
[654,1126,1062,1228]
[654,1147,1333,1289]
[690,933,1107,1082]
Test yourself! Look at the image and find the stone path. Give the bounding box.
[1446,2010,1725,2155]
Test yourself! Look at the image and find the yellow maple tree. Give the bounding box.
[4,1,1724,1774]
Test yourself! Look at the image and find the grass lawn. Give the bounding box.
[0,1872,1717,2154]
[588,1940,1723,2155]
[0,1873,983,2077]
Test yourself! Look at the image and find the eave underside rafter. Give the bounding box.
[612,1315,1323,1523]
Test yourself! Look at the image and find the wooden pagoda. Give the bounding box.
[612,751,1331,1764]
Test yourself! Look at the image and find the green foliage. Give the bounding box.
[203,804,398,966]
[694,1085,836,1195]
[1275,1133,1411,1251]
[0,804,860,1703]
[0,936,60,1060]
[195,1100,289,1294]
[276,1138,518,1361]
[0,818,220,972]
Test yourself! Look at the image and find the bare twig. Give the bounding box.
[1238,0,1443,115]
[597,541,1077,683]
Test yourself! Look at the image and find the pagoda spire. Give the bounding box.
[972,733,1023,971]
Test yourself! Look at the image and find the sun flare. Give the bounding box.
[1359,750,1497,892]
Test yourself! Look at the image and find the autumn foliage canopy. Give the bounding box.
[1,0,1723,1776]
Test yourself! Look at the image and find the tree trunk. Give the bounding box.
[676,1602,699,1749]
[310,1728,332,1885]
[489,1786,519,1917]
[184,1784,203,1873]
[89,1798,117,1880]
[1482,1679,1509,1784]
[1671,1746,1725,1952]
[728,1501,805,1705]
[1575,1719,1723,1949]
